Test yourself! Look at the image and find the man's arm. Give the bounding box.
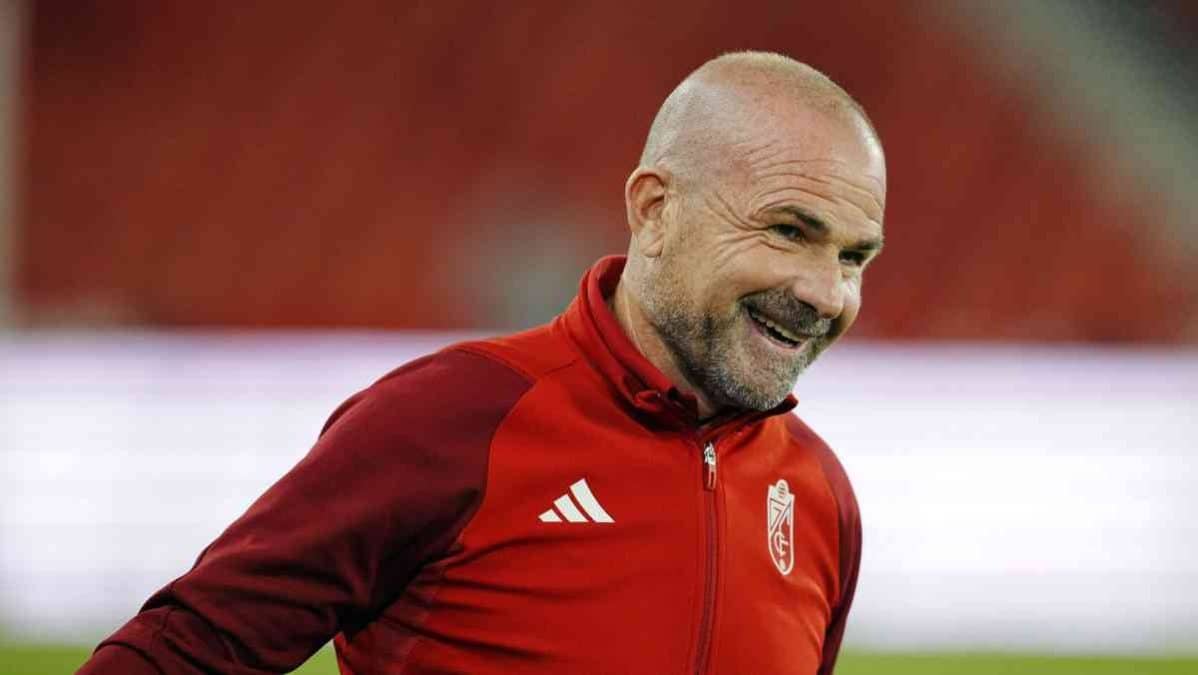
[786,416,863,675]
[817,490,861,675]
[77,348,531,674]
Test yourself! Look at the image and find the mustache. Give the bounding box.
[742,290,832,338]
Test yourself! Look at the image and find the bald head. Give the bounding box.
[615,51,887,415]
[639,51,878,182]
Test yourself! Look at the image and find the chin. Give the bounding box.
[712,372,795,412]
[735,389,792,412]
[702,348,800,411]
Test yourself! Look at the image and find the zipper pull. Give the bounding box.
[702,442,717,491]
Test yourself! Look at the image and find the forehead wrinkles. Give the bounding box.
[693,191,765,258]
[748,156,885,224]
[671,93,885,225]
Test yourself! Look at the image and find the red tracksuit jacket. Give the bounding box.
[79,256,861,675]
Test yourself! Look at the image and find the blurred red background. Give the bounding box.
[20,1,1198,340]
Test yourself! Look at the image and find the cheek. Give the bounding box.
[656,256,712,316]
[696,259,759,310]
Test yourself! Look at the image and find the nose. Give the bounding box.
[789,256,845,320]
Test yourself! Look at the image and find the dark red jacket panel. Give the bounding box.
[78,349,531,674]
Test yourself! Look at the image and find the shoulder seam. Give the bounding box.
[447,343,537,383]
[395,350,541,673]
[817,462,845,609]
[448,342,580,384]
[783,416,847,609]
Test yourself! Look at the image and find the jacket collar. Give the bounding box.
[558,255,796,431]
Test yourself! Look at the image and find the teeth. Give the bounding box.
[749,308,801,343]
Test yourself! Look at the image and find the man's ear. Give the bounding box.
[624,167,669,258]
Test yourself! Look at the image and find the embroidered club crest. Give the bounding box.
[767,479,795,575]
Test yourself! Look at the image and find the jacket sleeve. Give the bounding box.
[787,416,863,675]
[817,484,861,675]
[77,348,530,675]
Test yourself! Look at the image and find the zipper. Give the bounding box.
[693,440,718,674]
[702,442,717,490]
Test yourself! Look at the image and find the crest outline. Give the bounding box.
[767,478,795,575]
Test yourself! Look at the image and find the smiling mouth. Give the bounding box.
[746,307,804,349]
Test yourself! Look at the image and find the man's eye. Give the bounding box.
[839,250,866,267]
[771,224,803,240]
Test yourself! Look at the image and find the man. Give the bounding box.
[80,50,885,674]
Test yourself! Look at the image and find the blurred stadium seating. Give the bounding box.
[19,1,1197,339]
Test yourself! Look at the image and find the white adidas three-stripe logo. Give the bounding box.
[538,478,614,523]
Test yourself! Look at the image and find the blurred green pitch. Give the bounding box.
[4,643,1196,674]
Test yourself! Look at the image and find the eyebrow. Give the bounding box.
[853,237,885,252]
[774,206,827,232]
[771,205,885,252]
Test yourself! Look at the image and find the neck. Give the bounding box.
[609,274,720,419]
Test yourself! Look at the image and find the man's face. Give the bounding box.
[641,109,886,411]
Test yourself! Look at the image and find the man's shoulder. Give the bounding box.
[779,413,834,456]
[319,348,531,440]
[778,413,862,623]
[450,320,581,383]
[779,413,858,509]
[322,322,577,436]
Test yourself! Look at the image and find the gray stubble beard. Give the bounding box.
[644,288,819,413]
